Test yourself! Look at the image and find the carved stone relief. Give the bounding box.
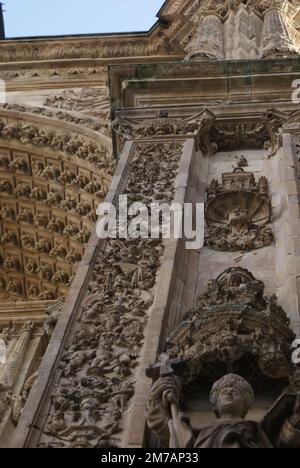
[0,140,111,301]
[113,110,217,155]
[147,267,295,384]
[37,141,183,448]
[0,321,45,428]
[0,119,114,175]
[209,111,285,157]
[180,0,300,61]
[145,268,299,448]
[204,168,273,251]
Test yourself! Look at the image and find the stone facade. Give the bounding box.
[0,0,300,448]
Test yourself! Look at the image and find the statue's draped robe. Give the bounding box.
[192,420,273,448]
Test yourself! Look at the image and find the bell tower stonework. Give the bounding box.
[1,0,300,448]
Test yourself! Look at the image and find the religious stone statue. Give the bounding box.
[146,373,300,448]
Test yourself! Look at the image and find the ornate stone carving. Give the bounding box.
[12,369,39,426]
[0,32,179,64]
[0,120,113,175]
[146,371,300,448]
[113,110,216,155]
[0,315,56,431]
[38,141,183,448]
[263,110,286,157]
[260,1,299,58]
[2,100,110,137]
[0,115,112,301]
[0,67,107,81]
[180,0,300,61]
[163,268,295,382]
[185,13,224,61]
[16,209,34,224]
[0,322,34,391]
[3,255,21,273]
[209,113,285,155]
[44,87,110,119]
[146,266,299,448]
[0,180,13,194]
[1,232,18,246]
[44,302,64,336]
[205,168,273,251]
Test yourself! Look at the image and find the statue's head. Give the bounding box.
[210,374,254,419]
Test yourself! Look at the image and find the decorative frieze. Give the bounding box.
[146,267,299,448]
[181,0,300,61]
[0,119,113,175]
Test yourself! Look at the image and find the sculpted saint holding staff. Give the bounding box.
[147,371,300,448]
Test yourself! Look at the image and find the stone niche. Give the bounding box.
[0,133,111,302]
[204,167,274,252]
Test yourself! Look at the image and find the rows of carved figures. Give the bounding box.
[0,120,114,175]
[38,142,183,448]
[0,152,109,201]
[0,145,109,301]
[182,0,300,61]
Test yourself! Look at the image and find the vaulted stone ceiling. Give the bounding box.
[1,0,300,304]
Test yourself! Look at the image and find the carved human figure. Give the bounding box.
[228,207,251,235]
[147,373,300,448]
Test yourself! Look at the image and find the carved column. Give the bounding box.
[185,13,224,61]
[260,1,298,58]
